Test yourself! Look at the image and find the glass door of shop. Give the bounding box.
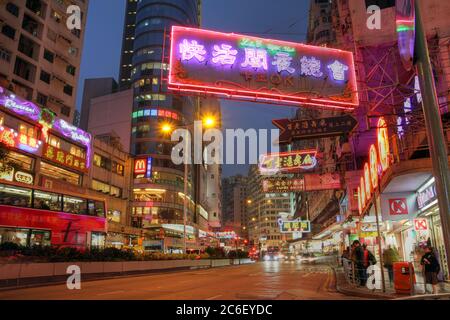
[431,213,449,280]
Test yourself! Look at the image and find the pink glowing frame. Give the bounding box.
[168,26,359,110]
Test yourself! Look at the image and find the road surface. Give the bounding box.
[0,260,360,300]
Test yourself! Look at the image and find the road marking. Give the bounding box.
[206,294,223,300]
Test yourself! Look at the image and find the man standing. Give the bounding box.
[351,240,366,286]
[421,246,441,294]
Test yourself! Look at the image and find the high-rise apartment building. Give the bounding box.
[118,0,222,252]
[221,175,247,236]
[0,0,89,122]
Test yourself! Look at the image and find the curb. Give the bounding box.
[331,267,396,300]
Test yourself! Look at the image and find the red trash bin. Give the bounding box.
[393,262,416,294]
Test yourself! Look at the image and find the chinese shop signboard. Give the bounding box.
[279,220,311,233]
[259,149,318,174]
[262,173,341,193]
[43,144,88,173]
[273,115,358,144]
[0,125,43,155]
[169,26,359,110]
[0,166,34,185]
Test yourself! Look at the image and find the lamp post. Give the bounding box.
[161,116,217,254]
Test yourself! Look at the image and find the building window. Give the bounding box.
[1,24,16,40]
[36,92,48,106]
[33,190,62,211]
[43,49,54,63]
[6,3,19,17]
[63,84,73,96]
[40,161,81,186]
[60,105,71,117]
[39,70,51,84]
[66,65,76,76]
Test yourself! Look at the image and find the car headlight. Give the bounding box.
[264,255,270,261]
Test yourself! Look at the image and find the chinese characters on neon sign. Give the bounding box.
[259,150,318,174]
[169,27,359,110]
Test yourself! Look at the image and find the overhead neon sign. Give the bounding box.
[169,26,359,110]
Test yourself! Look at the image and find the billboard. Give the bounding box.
[279,220,311,233]
[169,26,359,110]
[262,173,341,193]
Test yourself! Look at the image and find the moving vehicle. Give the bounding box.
[0,181,107,249]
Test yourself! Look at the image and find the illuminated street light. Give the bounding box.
[161,123,173,134]
[203,116,216,128]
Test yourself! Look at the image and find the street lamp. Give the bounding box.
[160,116,217,254]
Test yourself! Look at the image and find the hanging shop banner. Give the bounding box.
[414,218,428,231]
[42,143,88,173]
[279,220,311,233]
[169,26,358,110]
[259,149,318,174]
[272,115,358,144]
[262,173,341,193]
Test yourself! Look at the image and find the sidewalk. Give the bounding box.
[333,266,450,299]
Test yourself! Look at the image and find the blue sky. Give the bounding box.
[77,0,310,177]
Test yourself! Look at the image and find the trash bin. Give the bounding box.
[393,262,416,294]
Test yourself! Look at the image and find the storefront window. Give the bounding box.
[63,195,87,215]
[40,161,81,186]
[0,184,32,207]
[107,210,121,223]
[91,232,106,248]
[5,151,34,171]
[33,190,62,211]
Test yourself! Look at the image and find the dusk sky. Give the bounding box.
[77,0,310,177]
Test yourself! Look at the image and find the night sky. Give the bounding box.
[77,0,310,177]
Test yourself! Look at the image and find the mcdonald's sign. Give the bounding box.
[134,159,147,175]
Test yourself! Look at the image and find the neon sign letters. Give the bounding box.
[169,26,359,109]
[259,150,318,174]
[357,117,391,215]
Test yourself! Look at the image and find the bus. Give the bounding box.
[0,181,107,249]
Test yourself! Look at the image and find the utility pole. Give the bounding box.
[414,0,450,270]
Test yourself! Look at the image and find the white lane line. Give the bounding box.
[206,294,223,300]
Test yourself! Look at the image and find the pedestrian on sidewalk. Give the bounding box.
[383,245,400,284]
[341,246,350,266]
[362,244,377,286]
[351,240,366,286]
[421,246,440,294]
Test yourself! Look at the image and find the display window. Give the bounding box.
[91,232,106,248]
[40,161,81,186]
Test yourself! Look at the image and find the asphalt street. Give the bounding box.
[0,260,361,300]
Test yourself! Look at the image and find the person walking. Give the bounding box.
[383,245,400,284]
[351,240,365,286]
[421,246,441,294]
[362,244,377,286]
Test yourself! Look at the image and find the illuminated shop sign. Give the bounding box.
[0,88,40,121]
[259,149,318,174]
[169,26,358,110]
[279,220,311,233]
[357,117,391,215]
[134,158,153,179]
[43,143,88,173]
[262,173,341,193]
[214,231,237,239]
[0,166,34,185]
[162,224,195,235]
[417,182,437,210]
[0,125,42,154]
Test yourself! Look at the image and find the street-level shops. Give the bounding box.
[0,86,107,249]
[354,158,450,281]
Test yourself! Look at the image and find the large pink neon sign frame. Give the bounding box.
[169,26,359,110]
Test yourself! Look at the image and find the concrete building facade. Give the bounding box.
[0,0,89,122]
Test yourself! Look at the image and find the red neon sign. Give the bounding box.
[169,26,359,110]
[357,117,391,214]
[134,159,147,175]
